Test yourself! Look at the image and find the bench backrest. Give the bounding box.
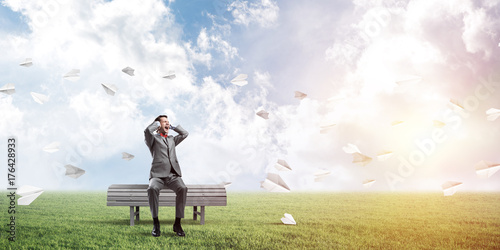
[107,184,227,207]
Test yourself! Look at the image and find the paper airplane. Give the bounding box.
[101,83,117,96]
[63,69,80,81]
[274,159,292,171]
[281,213,296,225]
[377,151,393,161]
[343,143,361,154]
[442,181,462,196]
[352,152,372,166]
[220,181,232,188]
[20,58,33,67]
[391,120,404,126]
[256,110,269,119]
[486,108,500,121]
[260,173,290,192]
[122,152,134,161]
[363,179,376,187]
[43,142,60,153]
[294,91,307,100]
[314,170,331,182]
[64,164,85,179]
[31,92,49,104]
[433,120,446,128]
[395,75,422,85]
[163,71,176,80]
[449,99,464,110]
[320,124,336,134]
[0,83,15,95]
[475,160,500,178]
[122,66,135,76]
[17,185,44,205]
[230,74,248,86]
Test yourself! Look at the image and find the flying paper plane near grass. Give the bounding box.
[63,69,80,81]
[343,143,361,154]
[230,74,248,86]
[122,66,135,76]
[30,92,49,104]
[441,181,462,196]
[486,108,500,121]
[220,181,232,188]
[352,152,372,166]
[256,110,269,119]
[294,91,307,100]
[274,159,292,171]
[363,179,376,187]
[260,173,290,192]
[475,160,500,178]
[377,151,393,161]
[163,71,176,80]
[433,120,446,128]
[320,124,336,134]
[0,83,15,95]
[281,213,296,225]
[122,152,134,161]
[101,83,117,96]
[43,142,60,153]
[20,58,33,67]
[64,164,86,179]
[17,185,44,205]
[314,170,331,182]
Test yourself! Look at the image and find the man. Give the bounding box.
[144,115,189,237]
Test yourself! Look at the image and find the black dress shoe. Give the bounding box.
[173,224,185,237]
[152,223,161,237]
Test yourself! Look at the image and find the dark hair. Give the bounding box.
[155,115,168,122]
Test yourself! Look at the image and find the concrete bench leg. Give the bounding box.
[193,206,205,225]
[130,206,140,226]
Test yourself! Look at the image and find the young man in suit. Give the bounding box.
[144,115,189,237]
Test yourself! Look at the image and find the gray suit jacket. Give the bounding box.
[144,121,189,179]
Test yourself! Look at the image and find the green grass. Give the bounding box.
[1,191,500,249]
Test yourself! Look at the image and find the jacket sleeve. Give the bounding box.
[172,125,189,146]
[144,121,160,150]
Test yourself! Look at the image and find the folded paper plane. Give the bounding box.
[281,213,296,225]
[43,142,60,153]
[20,58,33,67]
[122,152,134,161]
[294,91,307,100]
[230,74,248,86]
[314,170,331,182]
[433,120,446,128]
[64,164,85,179]
[274,159,292,171]
[63,69,80,81]
[31,92,49,104]
[220,181,232,188]
[441,181,462,196]
[343,143,361,154]
[449,99,464,110]
[486,108,500,121]
[352,152,372,166]
[260,173,290,192]
[17,185,44,205]
[163,71,176,80]
[377,151,393,161]
[363,179,376,187]
[101,83,117,96]
[122,66,135,76]
[391,120,404,127]
[320,124,336,134]
[256,110,269,119]
[0,83,15,95]
[475,160,500,178]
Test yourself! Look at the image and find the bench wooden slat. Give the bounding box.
[108,184,224,189]
[107,192,226,197]
[107,201,227,206]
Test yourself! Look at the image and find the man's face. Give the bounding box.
[158,117,170,134]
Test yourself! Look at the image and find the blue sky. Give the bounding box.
[1,0,500,193]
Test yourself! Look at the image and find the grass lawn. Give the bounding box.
[1,191,500,249]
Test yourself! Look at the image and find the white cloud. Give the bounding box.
[228,0,279,28]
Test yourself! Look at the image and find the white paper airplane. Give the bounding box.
[320,124,336,134]
[274,159,292,171]
[441,181,462,196]
[43,142,60,153]
[294,91,307,100]
[260,173,290,192]
[20,58,33,67]
[230,74,248,86]
[31,92,49,104]
[449,99,464,110]
[256,110,269,119]
[391,120,404,126]
[343,143,361,154]
[377,151,393,161]
[122,66,135,76]
[63,69,80,81]
[64,164,86,179]
[363,179,376,187]
[163,71,176,80]
[122,152,134,161]
[220,181,232,188]
[486,108,500,121]
[17,185,44,205]
[101,83,117,96]
[433,120,446,128]
[314,170,331,182]
[281,213,296,225]
[475,160,500,178]
[0,83,15,95]
[395,75,422,85]
[352,152,372,166]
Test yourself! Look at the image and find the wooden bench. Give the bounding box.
[107,184,227,226]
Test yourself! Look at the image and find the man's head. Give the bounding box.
[155,115,170,134]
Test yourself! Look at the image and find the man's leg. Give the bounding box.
[165,175,188,236]
[147,177,165,237]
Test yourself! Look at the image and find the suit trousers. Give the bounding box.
[147,174,188,219]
